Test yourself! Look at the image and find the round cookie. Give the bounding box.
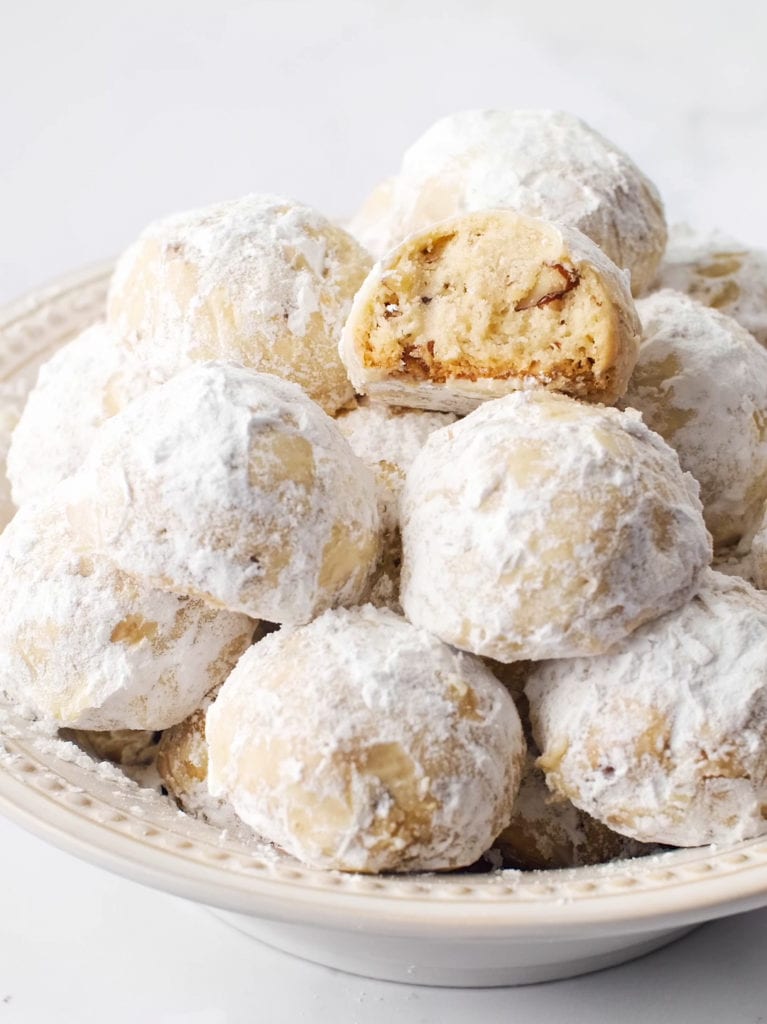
[66,362,381,624]
[493,752,656,870]
[340,209,640,414]
[352,109,667,294]
[7,322,150,507]
[526,569,767,847]
[623,289,767,548]
[157,691,258,837]
[336,400,457,609]
[0,488,255,730]
[336,400,458,534]
[107,194,370,414]
[485,661,659,868]
[206,606,525,873]
[656,224,767,346]
[401,391,711,662]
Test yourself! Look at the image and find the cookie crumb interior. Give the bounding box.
[358,216,616,395]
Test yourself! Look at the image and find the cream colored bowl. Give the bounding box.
[1,266,767,988]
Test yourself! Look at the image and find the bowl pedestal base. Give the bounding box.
[207,908,696,987]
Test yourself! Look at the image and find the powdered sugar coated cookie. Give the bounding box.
[527,570,767,847]
[351,110,666,295]
[656,224,767,346]
[66,362,381,624]
[207,606,525,872]
[7,322,150,506]
[401,391,711,661]
[624,290,767,548]
[108,194,369,413]
[0,488,254,730]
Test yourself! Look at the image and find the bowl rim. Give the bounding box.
[3,720,767,939]
[1,263,767,940]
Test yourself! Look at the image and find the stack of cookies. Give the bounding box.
[3,109,767,874]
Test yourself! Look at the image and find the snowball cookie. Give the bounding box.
[336,400,457,609]
[207,606,525,873]
[335,399,458,534]
[61,728,161,767]
[7,322,150,507]
[401,391,712,662]
[626,290,767,547]
[0,490,254,730]
[526,569,767,846]
[484,663,656,867]
[66,363,381,624]
[353,110,667,295]
[157,691,259,837]
[107,194,370,414]
[493,752,655,870]
[657,224,767,346]
[340,209,641,414]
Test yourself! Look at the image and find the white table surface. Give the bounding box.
[3,813,767,1023]
[3,1,767,1019]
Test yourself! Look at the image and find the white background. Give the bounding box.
[3,1,767,1020]
[3,0,767,304]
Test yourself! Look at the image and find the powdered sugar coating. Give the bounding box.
[108,194,370,414]
[352,110,666,295]
[66,362,381,624]
[484,667,655,867]
[0,488,254,730]
[656,224,767,346]
[7,323,150,507]
[336,400,458,535]
[526,570,767,846]
[207,606,525,873]
[624,290,767,548]
[401,391,711,661]
[336,401,458,610]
